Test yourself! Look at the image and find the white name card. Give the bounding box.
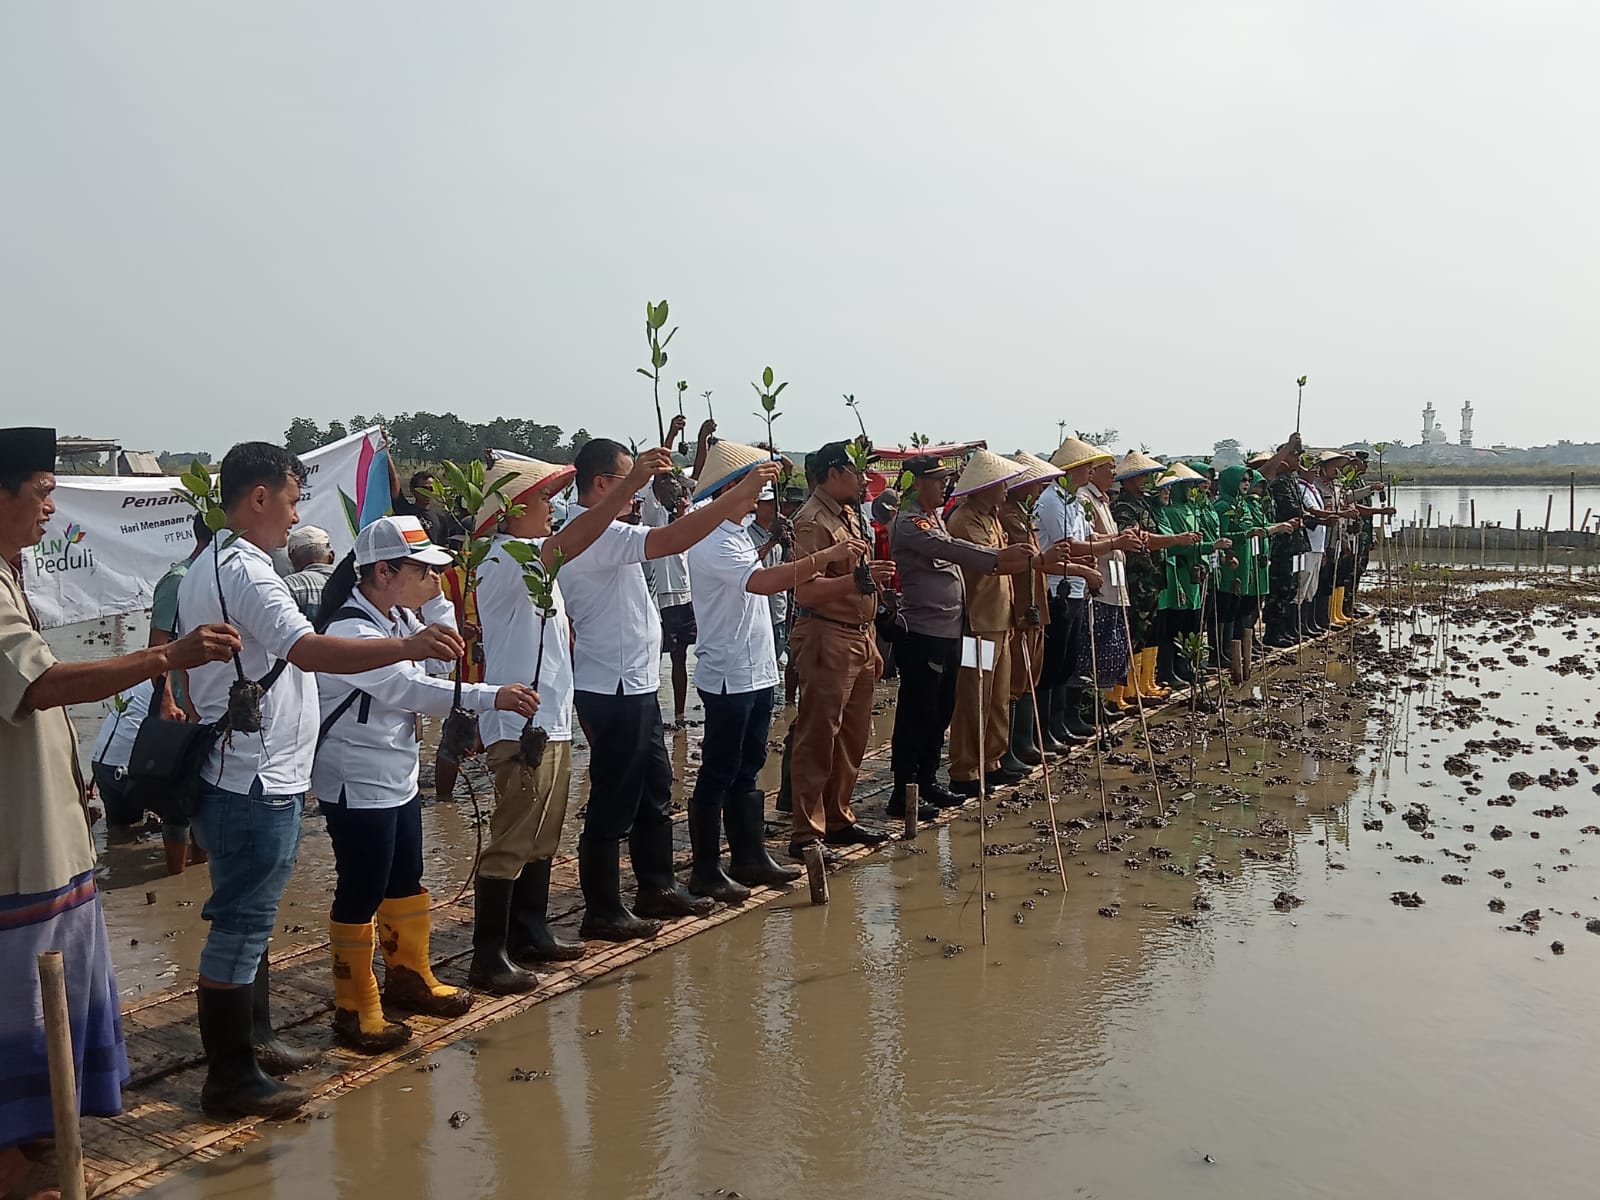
[961,637,997,670]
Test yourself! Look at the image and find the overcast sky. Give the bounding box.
[2,2,1595,460]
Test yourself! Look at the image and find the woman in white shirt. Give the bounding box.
[684,442,857,901]
[313,516,539,1053]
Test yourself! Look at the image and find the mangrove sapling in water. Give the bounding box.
[751,366,787,454]
[172,462,263,733]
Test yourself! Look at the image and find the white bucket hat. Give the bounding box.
[354,516,454,567]
[693,439,777,502]
[473,459,578,536]
[951,447,1025,498]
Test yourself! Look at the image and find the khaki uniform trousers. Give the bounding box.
[1009,625,1044,702]
[479,738,573,880]
[788,617,874,841]
[950,631,1012,782]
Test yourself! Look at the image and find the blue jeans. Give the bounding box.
[189,781,305,985]
[691,686,775,812]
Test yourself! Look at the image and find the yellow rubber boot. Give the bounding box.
[377,890,472,1019]
[331,920,412,1054]
[1140,648,1171,700]
[1124,664,1144,708]
[1104,685,1129,715]
[1331,587,1351,626]
[1338,586,1356,623]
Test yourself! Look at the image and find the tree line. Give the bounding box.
[284,412,591,464]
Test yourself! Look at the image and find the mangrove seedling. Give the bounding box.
[675,380,690,454]
[844,393,868,441]
[636,299,678,447]
[1295,375,1308,433]
[494,541,567,769]
[751,365,788,452]
[172,461,262,732]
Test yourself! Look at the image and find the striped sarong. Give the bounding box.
[0,871,128,1148]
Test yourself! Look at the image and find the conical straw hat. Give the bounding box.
[1113,450,1166,481]
[1049,436,1113,471]
[475,459,578,536]
[951,447,1025,498]
[1156,461,1205,487]
[1007,451,1064,489]
[693,439,777,502]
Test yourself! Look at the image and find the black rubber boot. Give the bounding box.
[1035,689,1069,754]
[1060,689,1097,741]
[199,985,310,1120]
[886,780,938,822]
[999,702,1035,773]
[630,821,716,920]
[507,859,584,964]
[251,955,321,1077]
[577,837,662,942]
[467,876,540,995]
[686,789,752,904]
[1014,696,1045,765]
[1155,641,1181,688]
[1045,685,1072,744]
[726,789,802,887]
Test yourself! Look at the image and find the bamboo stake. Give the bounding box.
[903,783,919,840]
[37,951,87,1200]
[1115,598,1166,811]
[803,843,829,905]
[1019,637,1069,889]
[1084,599,1114,850]
[974,636,990,945]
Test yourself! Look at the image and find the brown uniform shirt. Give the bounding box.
[999,498,1050,630]
[946,501,1013,633]
[792,488,875,626]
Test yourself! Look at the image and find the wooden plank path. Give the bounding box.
[83,630,1347,1197]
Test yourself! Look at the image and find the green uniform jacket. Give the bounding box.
[1213,467,1260,597]
[1156,486,1219,610]
[1242,491,1273,596]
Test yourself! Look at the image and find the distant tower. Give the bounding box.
[1460,401,1474,448]
[1422,402,1436,444]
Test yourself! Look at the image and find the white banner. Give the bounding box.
[23,427,392,629]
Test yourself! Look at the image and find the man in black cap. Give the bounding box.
[887,455,1040,820]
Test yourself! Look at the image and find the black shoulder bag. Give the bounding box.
[123,659,290,823]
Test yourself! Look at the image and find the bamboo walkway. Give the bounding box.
[82,630,1345,1198]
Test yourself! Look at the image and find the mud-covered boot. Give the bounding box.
[377,890,474,1017]
[199,985,310,1120]
[686,789,751,904]
[578,836,662,942]
[331,920,413,1053]
[632,820,717,919]
[250,955,322,1077]
[506,860,584,964]
[727,789,803,887]
[467,877,540,995]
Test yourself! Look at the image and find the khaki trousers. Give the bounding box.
[1009,625,1043,702]
[788,617,874,841]
[950,631,1012,782]
[479,738,573,880]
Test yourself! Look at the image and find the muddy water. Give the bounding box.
[134,607,1600,1199]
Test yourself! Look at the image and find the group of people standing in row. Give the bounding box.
[0,419,1391,1195]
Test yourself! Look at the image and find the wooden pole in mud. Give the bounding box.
[1470,498,1475,528]
[1543,494,1553,575]
[37,951,87,1200]
[903,783,919,840]
[1084,601,1114,851]
[974,637,990,946]
[803,843,829,905]
[1114,597,1166,811]
[1018,638,1068,890]
[1571,474,1576,532]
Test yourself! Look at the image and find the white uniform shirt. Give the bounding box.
[688,519,780,696]
[748,521,789,625]
[1299,480,1328,553]
[312,590,490,810]
[1037,484,1091,600]
[90,678,153,769]
[557,507,661,696]
[639,487,692,609]
[177,535,319,795]
[477,534,575,745]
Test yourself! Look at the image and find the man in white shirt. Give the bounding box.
[89,678,152,830]
[561,437,779,942]
[684,445,843,902]
[748,485,791,668]
[471,447,670,991]
[177,442,463,1120]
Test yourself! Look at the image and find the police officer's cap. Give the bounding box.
[903,454,954,479]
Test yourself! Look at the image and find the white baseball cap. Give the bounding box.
[354,516,454,568]
[286,525,331,553]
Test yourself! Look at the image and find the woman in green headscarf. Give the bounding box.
[1212,466,1268,680]
[1154,465,1231,687]
[1111,453,1201,703]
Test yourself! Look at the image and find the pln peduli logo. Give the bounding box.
[34,521,95,575]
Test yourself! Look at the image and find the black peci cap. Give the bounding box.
[0,427,56,476]
[810,440,855,476]
[903,454,955,479]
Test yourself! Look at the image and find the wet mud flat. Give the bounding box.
[73,594,1600,1197]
